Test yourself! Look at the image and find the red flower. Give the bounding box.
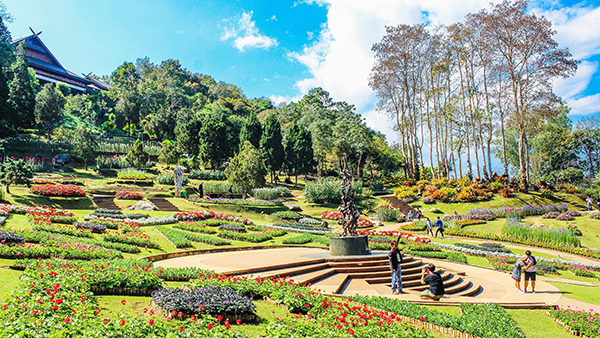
[64,317,70,324]
[207,324,213,329]
[148,319,154,325]
[236,319,242,324]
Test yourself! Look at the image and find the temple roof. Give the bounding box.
[12,31,110,93]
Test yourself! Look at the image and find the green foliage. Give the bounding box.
[251,186,291,200]
[0,158,34,193]
[304,177,362,204]
[158,141,179,164]
[72,126,98,170]
[176,118,201,155]
[198,112,229,168]
[0,68,10,127]
[188,169,226,180]
[225,141,267,198]
[8,42,36,129]
[35,83,66,136]
[376,205,402,221]
[285,122,314,176]
[125,139,149,168]
[239,112,262,150]
[157,173,188,186]
[259,112,284,174]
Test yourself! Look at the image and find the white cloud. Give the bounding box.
[269,15,277,21]
[289,0,600,138]
[221,11,278,51]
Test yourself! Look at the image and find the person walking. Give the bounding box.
[388,241,405,294]
[198,182,204,198]
[419,264,445,300]
[406,210,413,222]
[523,250,537,293]
[512,256,526,294]
[228,184,234,199]
[587,197,594,211]
[597,199,600,212]
[415,207,423,220]
[435,217,444,238]
[425,217,434,237]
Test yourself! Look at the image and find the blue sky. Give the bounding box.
[4,0,600,150]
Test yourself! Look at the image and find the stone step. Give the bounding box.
[311,273,349,294]
[325,255,389,263]
[229,258,326,276]
[258,263,331,279]
[328,257,421,270]
[147,198,179,211]
[343,265,429,279]
[292,268,337,286]
[93,196,120,210]
[365,270,450,285]
[452,283,482,297]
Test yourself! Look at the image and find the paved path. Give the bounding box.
[154,247,565,307]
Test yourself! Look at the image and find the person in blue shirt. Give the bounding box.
[435,217,444,238]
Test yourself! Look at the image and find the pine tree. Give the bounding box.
[239,113,262,150]
[176,119,202,155]
[259,113,284,182]
[125,139,149,169]
[225,141,267,198]
[8,42,36,131]
[0,16,14,67]
[285,122,315,184]
[35,83,66,139]
[72,126,98,170]
[0,68,10,127]
[198,113,229,169]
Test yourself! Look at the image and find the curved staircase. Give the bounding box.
[230,254,482,297]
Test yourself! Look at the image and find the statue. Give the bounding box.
[173,166,184,197]
[337,154,360,237]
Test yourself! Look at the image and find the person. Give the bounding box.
[420,264,445,300]
[228,184,234,199]
[415,207,423,220]
[173,166,184,198]
[587,197,594,211]
[425,217,434,237]
[198,182,204,198]
[523,250,537,293]
[406,210,413,222]
[597,199,600,212]
[435,217,444,238]
[388,241,405,294]
[511,256,527,294]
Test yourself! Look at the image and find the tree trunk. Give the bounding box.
[5,184,10,194]
[518,129,528,189]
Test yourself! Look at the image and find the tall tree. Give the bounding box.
[0,158,34,194]
[259,113,284,182]
[225,141,267,198]
[35,83,66,138]
[8,42,36,131]
[198,112,229,168]
[285,122,315,184]
[239,112,262,150]
[176,118,202,156]
[72,126,98,170]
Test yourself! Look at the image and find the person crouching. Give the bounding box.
[419,264,445,300]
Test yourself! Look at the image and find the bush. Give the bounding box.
[304,178,362,204]
[251,187,291,200]
[369,182,384,191]
[188,170,226,181]
[423,196,435,204]
[271,211,302,219]
[157,173,189,186]
[541,212,560,219]
[117,168,147,180]
[298,217,322,225]
[151,286,255,315]
[115,191,144,200]
[540,189,553,199]
[556,213,575,221]
[73,222,107,234]
[376,205,401,222]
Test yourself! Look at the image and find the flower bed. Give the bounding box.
[271,211,302,219]
[251,187,291,200]
[73,222,107,234]
[218,224,247,232]
[357,230,430,244]
[298,217,322,225]
[282,234,329,245]
[551,307,600,338]
[103,230,159,248]
[152,286,255,317]
[188,197,282,207]
[218,230,272,243]
[117,168,147,180]
[115,191,144,200]
[30,184,86,197]
[265,223,332,235]
[455,242,513,254]
[0,229,25,244]
[502,216,580,247]
[156,226,193,248]
[188,169,227,181]
[321,212,373,228]
[174,222,218,234]
[469,203,568,218]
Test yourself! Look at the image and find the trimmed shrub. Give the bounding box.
[157,173,189,186]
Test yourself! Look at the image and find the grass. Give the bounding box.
[548,282,600,305]
[0,268,22,303]
[506,309,573,338]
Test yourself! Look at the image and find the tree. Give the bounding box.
[198,113,229,168]
[35,83,66,138]
[285,122,315,184]
[158,140,179,165]
[176,119,201,155]
[0,14,14,68]
[259,113,284,182]
[0,68,10,126]
[239,112,262,150]
[225,141,267,198]
[8,42,36,131]
[0,158,34,194]
[72,126,98,170]
[125,139,149,168]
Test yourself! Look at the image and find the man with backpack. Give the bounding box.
[523,250,537,293]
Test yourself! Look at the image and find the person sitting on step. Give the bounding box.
[420,263,445,301]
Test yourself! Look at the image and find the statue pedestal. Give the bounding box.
[329,236,369,256]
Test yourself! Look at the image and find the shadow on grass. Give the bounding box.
[11,194,95,209]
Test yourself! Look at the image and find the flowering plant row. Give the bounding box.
[551,307,600,338]
[115,191,144,200]
[152,286,255,316]
[174,222,218,234]
[30,184,86,197]
[282,233,329,246]
[265,223,332,235]
[321,212,374,228]
[357,230,431,244]
[103,230,159,249]
[469,203,568,218]
[188,197,283,207]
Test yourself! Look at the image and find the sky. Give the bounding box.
[3,0,600,148]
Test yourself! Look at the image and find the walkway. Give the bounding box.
[153,247,563,308]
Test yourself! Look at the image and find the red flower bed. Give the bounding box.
[321,211,373,228]
[116,191,144,200]
[30,184,86,197]
[358,230,431,244]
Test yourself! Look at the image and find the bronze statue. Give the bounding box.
[338,154,360,237]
